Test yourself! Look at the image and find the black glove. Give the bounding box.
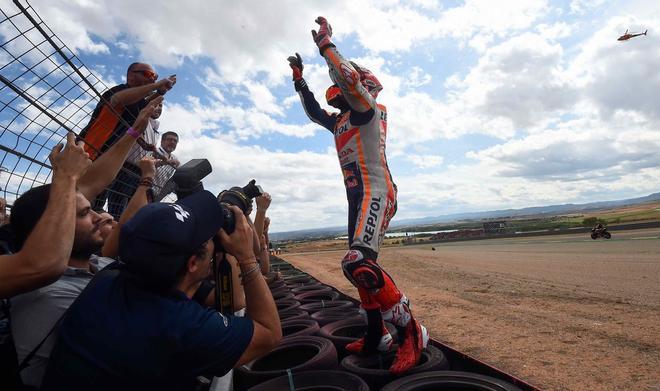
[287,53,303,81]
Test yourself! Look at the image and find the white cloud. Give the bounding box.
[4,0,660,231]
[160,96,322,140]
[170,134,347,232]
[406,154,443,169]
[437,0,549,39]
[570,0,606,15]
[467,122,660,180]
[569,16,660,123]
[405,66,432,87]
[536,22,574,40]
[451,32,578,131]
[244,83,284,116]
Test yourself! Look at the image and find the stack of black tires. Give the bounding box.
[234,256,526,390]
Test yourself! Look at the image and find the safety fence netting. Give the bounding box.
[0,0,175,215]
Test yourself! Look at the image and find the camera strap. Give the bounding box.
[214,252,234,316]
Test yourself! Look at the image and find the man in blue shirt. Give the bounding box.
[42,191,281,390]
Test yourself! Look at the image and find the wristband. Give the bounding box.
[126,127,141,138]
[238,262,259,275]
[139,177,154,187]
[240,264,261,285]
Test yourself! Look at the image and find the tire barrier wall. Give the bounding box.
[266,255,541,391]
[246,369,369,391]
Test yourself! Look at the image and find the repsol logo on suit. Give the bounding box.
[363,196,382,245]
[336,123,349,135]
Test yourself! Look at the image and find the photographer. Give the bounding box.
[42,191,281,390]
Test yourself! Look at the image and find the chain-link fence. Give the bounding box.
[1,0,176,219]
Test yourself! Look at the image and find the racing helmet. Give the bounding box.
[325,85,342,105]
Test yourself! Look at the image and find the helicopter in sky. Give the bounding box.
[617,29,648,41]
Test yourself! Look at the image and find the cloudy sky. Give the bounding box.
[2,0,659,233]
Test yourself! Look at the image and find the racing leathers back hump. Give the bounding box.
[294,47,396,258]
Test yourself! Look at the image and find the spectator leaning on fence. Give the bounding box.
[79,63,175,159]
[79,62,175,217]
[42,192,281,390]
[153,131,180,197]
[126,101,162,168]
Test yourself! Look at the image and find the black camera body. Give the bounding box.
[171,159,263,233]
[218,180,263,212]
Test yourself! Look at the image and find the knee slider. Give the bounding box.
[341,249,385,291]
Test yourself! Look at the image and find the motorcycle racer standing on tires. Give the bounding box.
[288,16,428,374]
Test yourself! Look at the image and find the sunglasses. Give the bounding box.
[132,69,158,80]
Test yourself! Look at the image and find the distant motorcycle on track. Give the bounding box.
[591,224,611,240]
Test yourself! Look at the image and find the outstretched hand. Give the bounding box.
[49,132,91,181]
[156,75,177,94]
[256,192,272,212]
[312,16,333,53]
[137,156,158,179]
[132,96,164,134]
[287,53,304,81]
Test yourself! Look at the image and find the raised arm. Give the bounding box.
[288,53,337,131]
[100,156,157,258]
[109,76,175,109]
[313,17,377,113]
[0,133,91,298]
[253,193,271,274]
[259,218,271,276]
[78,96,164,202]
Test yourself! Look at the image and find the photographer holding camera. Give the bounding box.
[41,190,281,390]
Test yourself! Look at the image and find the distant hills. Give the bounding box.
[269,192,660,242]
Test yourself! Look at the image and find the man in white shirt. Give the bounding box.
[125,102,162,166]
[153,131,180,199]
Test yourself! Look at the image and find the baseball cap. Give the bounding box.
[119,190,226,286]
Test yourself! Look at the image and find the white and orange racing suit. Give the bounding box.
[295,55,396,259]
[294,47,405,316]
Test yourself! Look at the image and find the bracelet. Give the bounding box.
[238,261,259,270]
[126,127,141,139]
[139,177,154,187]
[238,263,259,276]
[240,264,261,284]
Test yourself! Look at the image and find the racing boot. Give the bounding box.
[346,308,393,354]
[389,316,429,375]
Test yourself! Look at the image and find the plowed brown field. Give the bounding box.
[281,228,660,391]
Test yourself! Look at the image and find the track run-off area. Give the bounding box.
[282,228,660,391]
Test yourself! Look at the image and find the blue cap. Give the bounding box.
[119,190,225,285]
